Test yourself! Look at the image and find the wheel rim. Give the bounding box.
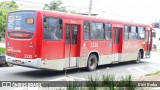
[89,58,96,69]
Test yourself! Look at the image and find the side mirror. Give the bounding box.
[152,32,156,38]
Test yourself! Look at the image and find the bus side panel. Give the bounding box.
[98,40,113,65]
[122,40,145,61]
[41,41,64,70]
[79,40,113,67]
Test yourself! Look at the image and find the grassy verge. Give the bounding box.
[145,70,160,76]
[48,70,160,90]
[0,47,5,54]
[66,71,160,90]
[66,75,136,90]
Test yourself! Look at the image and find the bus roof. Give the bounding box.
[9,10,150,27]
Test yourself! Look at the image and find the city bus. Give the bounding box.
[5,10,152,71]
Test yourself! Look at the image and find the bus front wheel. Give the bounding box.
[87,54,98,71]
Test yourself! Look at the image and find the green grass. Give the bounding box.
[66,74,135,90]
[146,71,160,76]
[0,47,5,54]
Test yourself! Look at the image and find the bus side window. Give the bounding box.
[84,21,90,40]
[128,26,137,40]
[128,26,131,39]
[91,22,104,40]
[43,17,51,40]
[72,25,78,44]
[105,23,112,40]
[124,25,129,40]
[138,26,145,40]
[43,18,47,28]
[43,17,62,40]
[131,26,137,40]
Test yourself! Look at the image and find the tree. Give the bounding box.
[44,0,67,12]
[0,1,19,39]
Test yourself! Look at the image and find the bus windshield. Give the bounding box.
[7,11,36,33]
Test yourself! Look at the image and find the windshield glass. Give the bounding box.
[7,11,36,33]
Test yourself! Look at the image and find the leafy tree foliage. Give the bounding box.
[44,0,67,12]
[0,1,19,39]
[43,0,76,13]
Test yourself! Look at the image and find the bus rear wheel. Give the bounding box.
[135,51,141,63]
[87,54,98,71]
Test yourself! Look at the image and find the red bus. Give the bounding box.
[5,10,152,71]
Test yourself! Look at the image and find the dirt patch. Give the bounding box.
[134,75,160,81]
[133,75,160,90]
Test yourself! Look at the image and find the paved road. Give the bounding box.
[0,52,160,81]
[0,51,159,90]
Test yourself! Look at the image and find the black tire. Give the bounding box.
[135,51,141,63]
[5,62,13,67]
[87,54,98,71]
[0,64,3,67]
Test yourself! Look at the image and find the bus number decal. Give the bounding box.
[24,54,32,59]
[90,42,98,48]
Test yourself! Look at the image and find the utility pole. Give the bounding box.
[88,0,92,16]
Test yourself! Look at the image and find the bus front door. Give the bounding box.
[112,28,122,62]
[146,31,151,57]
[65,24,80,68]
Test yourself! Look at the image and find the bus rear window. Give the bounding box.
[7,11,36,33]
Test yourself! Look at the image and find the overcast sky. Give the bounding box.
[1,0,160,24]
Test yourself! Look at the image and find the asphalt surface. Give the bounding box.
[0,51,160,90]
[0,51,159,81]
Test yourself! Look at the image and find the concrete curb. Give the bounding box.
[150,87,160,90]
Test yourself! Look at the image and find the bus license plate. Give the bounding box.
[15,60,22,64]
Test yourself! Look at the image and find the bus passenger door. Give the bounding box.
[146,31,151,57]
[65,24,80,68]
[112,28,122,62]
